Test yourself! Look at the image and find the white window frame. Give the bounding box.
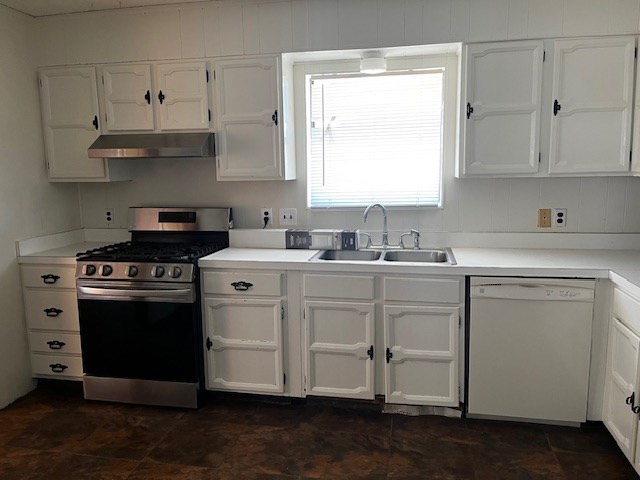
[292,52,459,211]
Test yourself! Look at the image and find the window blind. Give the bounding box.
[307,70,444,208]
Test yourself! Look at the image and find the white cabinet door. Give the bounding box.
[632,46,640,175]
[39,67,106,180]
[549,37,635,174]
[604,317,640,462]
[214,57,285,180]
[102,64,154,131]
[460,41,543,176]
[203,297,284,394]
[384,305,459,406]
[305,301,375,400]
[155,62,210,131]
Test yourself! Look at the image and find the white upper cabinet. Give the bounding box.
[459,41,544,177]
[100,62,210,132]
[101,64,154,131]
[632,48,640,176]
[155,62,210,131]
[214,56,294,181]
[549,37,635,174]
[39,66,128,182]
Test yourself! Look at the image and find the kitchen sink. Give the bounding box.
[383,249,455,264]
[312,250,383,261]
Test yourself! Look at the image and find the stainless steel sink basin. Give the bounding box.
[313,250,382,261]
[383,249,455,264]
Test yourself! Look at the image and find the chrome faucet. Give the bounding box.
[363,203,388,247]
[400,229,421,250]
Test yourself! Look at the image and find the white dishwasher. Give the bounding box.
[467,277,595,425]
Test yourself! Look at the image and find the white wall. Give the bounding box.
[0,6,82,408]
[34,0,640,236]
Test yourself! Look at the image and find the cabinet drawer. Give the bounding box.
[22,265,76,289]
[384,277,461,303]
[24,289,79,331]
[613,288,640,334]
[31,354,83,379]
[29,332,81,355]
[304,274,375,300]
[202,271,284,296]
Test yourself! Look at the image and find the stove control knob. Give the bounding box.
[84,264,97,276]
[169,267,182,279]
[152,266,165,278]
[127,265,139,277]
[101,265,113,277]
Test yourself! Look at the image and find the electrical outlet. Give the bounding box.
[279,208,297,226]
[538,208,551,228]
[553,208,567,228]
[104,208,114,226]
[261,207,273,228]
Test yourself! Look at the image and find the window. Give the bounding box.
[307,69,445,208]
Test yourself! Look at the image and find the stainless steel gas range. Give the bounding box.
[75,207,232,408]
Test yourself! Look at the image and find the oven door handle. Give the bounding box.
[77,286,194,302]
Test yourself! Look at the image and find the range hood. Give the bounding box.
[88,133,215,158]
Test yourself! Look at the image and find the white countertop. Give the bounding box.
[17,242,108,265]
[199,247,640,296]
[16,232,640,298]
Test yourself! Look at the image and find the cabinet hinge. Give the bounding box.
[631,151,633,166]
[635,47,638,58]
[206,337,212,351]
[303,309,306,319]
[543,50,546,62]
[208,109,211,123]
[206,70,209,83]
[283,372,286,385]
[213,70,216,81]
[101,75,104,85]
[459,316,462,328]
[281,306,285,320]
[539,152,541,164]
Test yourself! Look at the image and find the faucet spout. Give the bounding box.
[363,203,388,247]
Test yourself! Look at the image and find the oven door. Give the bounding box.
[77,280,201,384]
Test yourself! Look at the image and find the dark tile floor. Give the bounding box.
[0,382,637,480]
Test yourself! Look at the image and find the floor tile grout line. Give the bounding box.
[137,412,185,464]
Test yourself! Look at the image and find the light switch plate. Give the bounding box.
[279,208,297,226]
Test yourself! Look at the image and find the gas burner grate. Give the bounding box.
[77,241,226,263]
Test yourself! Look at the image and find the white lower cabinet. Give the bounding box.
[304,301,375,400]
[302,272,462,406]
[201,267,462,408]
[201,269,288,396]
[20,263,83,380]
[604,287,640,470]
[383,276,462,407]
[384,305,459,406]
[203,297,284,394]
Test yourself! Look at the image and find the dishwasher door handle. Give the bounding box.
[471,284,595,302]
